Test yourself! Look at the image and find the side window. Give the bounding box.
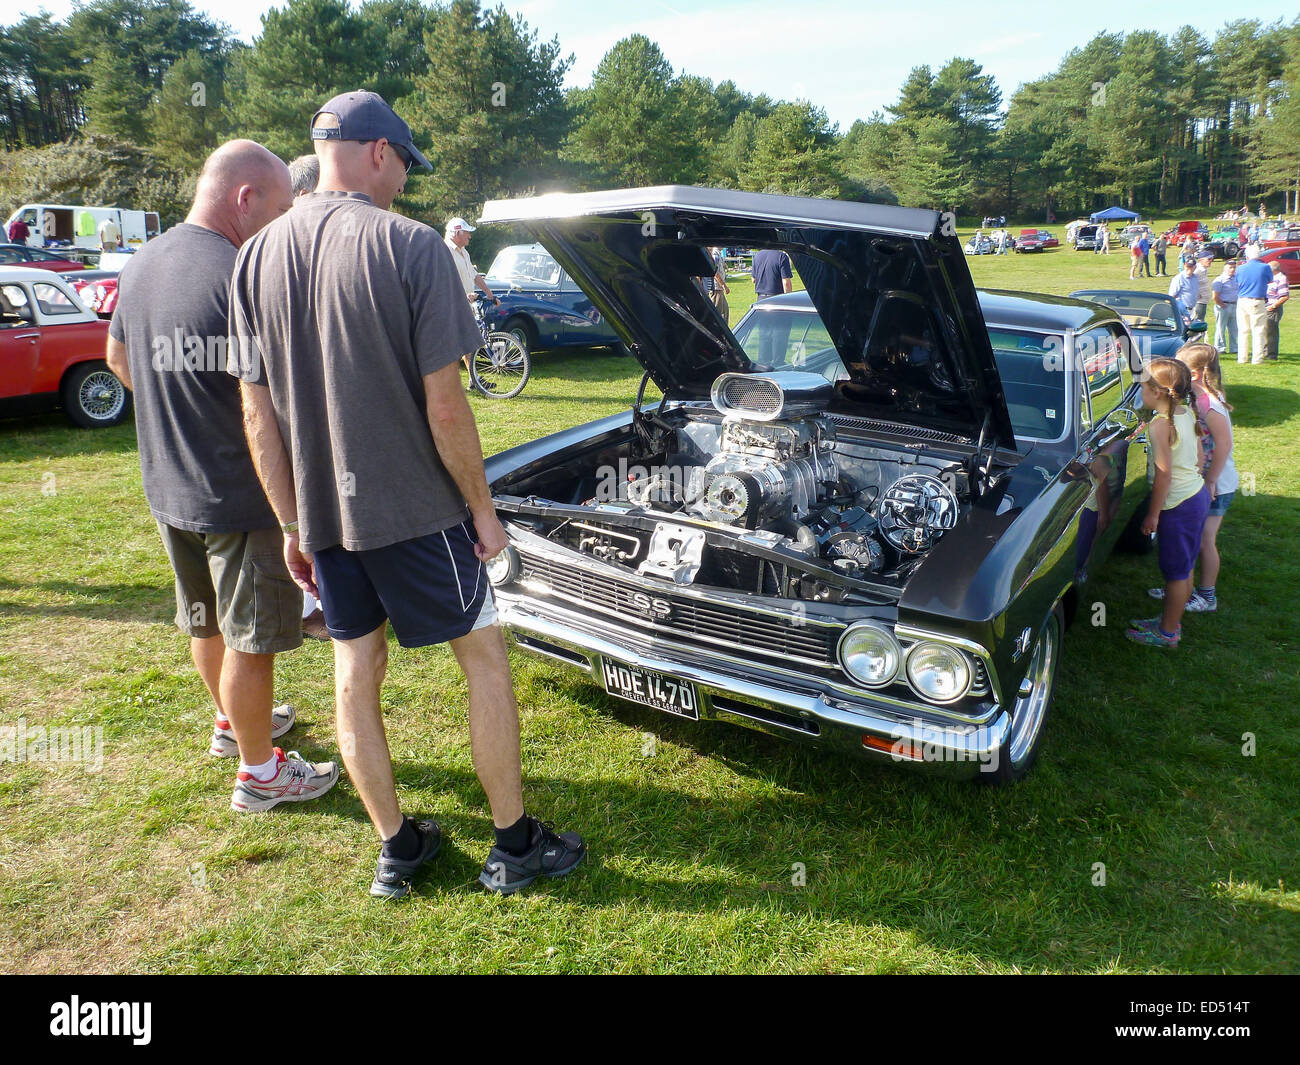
[0,284,34,327]
[32,282,79,317]
[1078,326,1123,427]
[558,270,581,293]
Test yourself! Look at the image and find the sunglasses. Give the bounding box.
[391,143,415,175]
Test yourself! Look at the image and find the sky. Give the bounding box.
[7,0,1296,129]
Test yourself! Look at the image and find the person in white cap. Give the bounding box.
[444,217,500,307]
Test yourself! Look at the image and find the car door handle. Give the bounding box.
[12,332,39,341]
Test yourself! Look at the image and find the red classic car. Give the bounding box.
[0,268,130,427]
[67,271,120,319]
[1015,229,1058,252]
[1260,225,1300,249]
[0,243,87,273]
[1259,246,1300,285]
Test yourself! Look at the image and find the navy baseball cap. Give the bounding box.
[309,91,431,170]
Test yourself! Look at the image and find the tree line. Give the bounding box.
[2,0,1298,234]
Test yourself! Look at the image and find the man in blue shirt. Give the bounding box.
[751,248,792,298]
[1168,257,1199,318]
[1235,245,1272,363]
[1137,234,1151,277]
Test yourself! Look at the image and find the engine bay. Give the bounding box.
[495,372,979,602]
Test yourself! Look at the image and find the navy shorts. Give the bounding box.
[313,522,495,647]
[1156,487,1211,582]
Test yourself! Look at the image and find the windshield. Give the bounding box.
[730,309,847,382]
[485,246,562,286]
[731,306,1061,443]
[1073,291,1182,332]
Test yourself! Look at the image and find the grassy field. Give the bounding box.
[2,221,1298,974]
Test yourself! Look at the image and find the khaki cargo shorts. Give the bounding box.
[156,522,303,655]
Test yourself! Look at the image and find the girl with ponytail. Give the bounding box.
[1126,357,1211,648]
[1146,343,1237,614]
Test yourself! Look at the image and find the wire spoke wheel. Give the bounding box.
[470,332,531,398]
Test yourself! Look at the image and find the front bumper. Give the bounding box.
[498,594,1011,779]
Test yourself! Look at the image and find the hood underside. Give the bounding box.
[479,186,1015,449]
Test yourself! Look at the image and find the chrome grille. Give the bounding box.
[517,553,838,666]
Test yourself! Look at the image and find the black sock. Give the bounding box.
[382,816,421,861]
[495,814,532,856]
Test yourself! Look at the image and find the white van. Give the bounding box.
[5,203,161,252]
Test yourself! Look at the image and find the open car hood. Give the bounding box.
[479,186,1015,449]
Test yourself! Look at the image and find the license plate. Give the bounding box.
[600,660,700,721]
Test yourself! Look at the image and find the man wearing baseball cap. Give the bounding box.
[230,90,586,898]
[444,217,500,308]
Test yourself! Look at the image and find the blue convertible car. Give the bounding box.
[482,243,626,354]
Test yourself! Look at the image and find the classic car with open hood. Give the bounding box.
[476,187,1150,783]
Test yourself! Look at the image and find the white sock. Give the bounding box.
[240,752,280,782]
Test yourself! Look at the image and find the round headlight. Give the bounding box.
[838,623,902,687]
[905,642,972,703]
[486,544,519,587]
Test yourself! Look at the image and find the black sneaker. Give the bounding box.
[479,818,586,895]
[369,818,441,900]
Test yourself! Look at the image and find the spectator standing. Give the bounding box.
[1153,233,1168,276]
[1101,226,1111,254]
[1129,235,1142,280]
[445,216,499,308]
[1235,244,1271,364]
[1137,233,1151,277]
[97,216,121,253]
[104,140,338,811]
[752,247,793,298]
[7,215,29,244]
[1211,260,1238,356]
[1193,251,1213,321]
[1265,258,1289,361]
[1168,256,1200,319]
[703,245,730,324]
[230,91,586,899]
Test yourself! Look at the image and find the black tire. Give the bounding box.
[985,603,1063,785]
[1117,493,1156,554]
[61,361,131,428]
[469,332,531,398]
[1226,241,1239,259]
[503,316,537,354]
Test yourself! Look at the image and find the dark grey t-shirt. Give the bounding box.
[109,223,276,533]
[228,191,484,554]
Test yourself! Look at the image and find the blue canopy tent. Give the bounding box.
[1090,206,1140,222]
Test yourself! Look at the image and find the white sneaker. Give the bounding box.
[1147,587,1166,600]
[230,748,340,812]
[1185,593,1217,613]
[209,703,297,757]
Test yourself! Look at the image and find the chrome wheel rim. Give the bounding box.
[79,371,125,420]
[1007,614,1058,770]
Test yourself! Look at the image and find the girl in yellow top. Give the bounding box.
[1126,358,1210,648]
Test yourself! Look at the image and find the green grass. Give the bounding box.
[1,239,1298,974]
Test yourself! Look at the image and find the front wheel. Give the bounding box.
[985,603,1063,785]
[469,332,531,398]
[61,361,131,428]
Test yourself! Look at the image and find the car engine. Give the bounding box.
[616,371,963,585]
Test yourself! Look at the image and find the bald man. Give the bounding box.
[106,139,339,813]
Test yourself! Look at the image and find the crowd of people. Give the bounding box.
[103,91,586,900]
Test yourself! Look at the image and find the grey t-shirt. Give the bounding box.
[228,191,484,554]
[109,223,276,533]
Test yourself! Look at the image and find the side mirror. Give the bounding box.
[1185,320,1209,337]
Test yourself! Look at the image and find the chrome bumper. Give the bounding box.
[497,595,1011,779]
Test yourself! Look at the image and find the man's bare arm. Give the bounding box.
[424,360,507,560]
[106,336,132,391]
[240,380,316,594]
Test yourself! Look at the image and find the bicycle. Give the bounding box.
[467,294,531,398]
